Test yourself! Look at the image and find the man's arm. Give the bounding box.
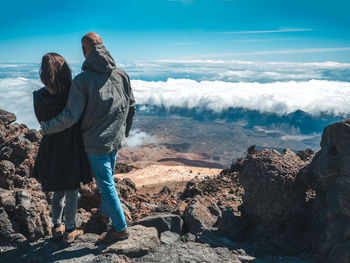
[41,76,87,135]
[125,75,136,137]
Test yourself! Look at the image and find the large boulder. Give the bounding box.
[0,207,28,247]
[0,207,15,239]
[102,225,160,257]
[13,188,52,241]
[217,209,247,242]
[0,188,16,212]
[0,109,16,126]
[237,148,309,254]
[134,212,183,235]
[301,119,350,263]
[183,196,218,234]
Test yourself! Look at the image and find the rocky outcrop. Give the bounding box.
[236,148,310,254]
[14,187,52,241]
[0,111,52,242]
[301,119,350,263]
[0,110,16,126]
[4,109,344,263]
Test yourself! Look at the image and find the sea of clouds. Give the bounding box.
[1,60,350,133]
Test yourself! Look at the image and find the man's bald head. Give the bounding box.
[81,32,103,58]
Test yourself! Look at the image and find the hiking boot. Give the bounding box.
[62,229,84,244]
[98,228,129,244]
[52,223,65,239]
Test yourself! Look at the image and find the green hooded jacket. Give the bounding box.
[42,44,136,155]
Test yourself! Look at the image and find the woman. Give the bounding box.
[32,53,93,244]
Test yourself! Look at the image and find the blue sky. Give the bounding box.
[0,0,349,62]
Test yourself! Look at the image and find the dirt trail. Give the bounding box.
[115,164,221,192]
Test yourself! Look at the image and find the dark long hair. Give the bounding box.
[40,53,72,95]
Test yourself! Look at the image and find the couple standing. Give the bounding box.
[32,33,135,244]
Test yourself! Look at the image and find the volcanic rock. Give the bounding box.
[301,119,350,262]
[0,109,16,125]
[24,129,42,143]
[0,160,16,189]
[160,231,180,245]
[237,148,309,254]
[134,213,183,235]
[196,229,242,250]
[0,207,15,238]
[0,208,28,247]
[217,209,247,242]
[13,188,51,241]
[180,181,202,200]
[183,196,218,234]
[78,182,102,211]
[116,177,137,199]
[102,225,160,257]
[297,148,315,162]
[115,162,137,173]
[136,241,255,263]
[0,188,16,212]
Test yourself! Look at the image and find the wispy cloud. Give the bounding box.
[213,28,312,34]
[230,38,296,42]
[181,47,350,59]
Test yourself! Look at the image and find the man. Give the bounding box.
[41,32,136,244]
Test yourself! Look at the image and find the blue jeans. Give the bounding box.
[87,150,127,232]
[52,189,79,230]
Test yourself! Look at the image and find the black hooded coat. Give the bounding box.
[32,87,93,191]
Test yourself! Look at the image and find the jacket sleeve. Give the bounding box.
[41,76,87,135]
[125,75,136,137]
[33,92,43,123]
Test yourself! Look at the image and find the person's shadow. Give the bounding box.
[0,237,103,263]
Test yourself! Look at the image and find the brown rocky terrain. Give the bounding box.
[0,109,349,263]
[117,144,225,169]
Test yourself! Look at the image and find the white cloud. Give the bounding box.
[0,77,42,129]
[131,78,350,116]
[213,28,312,34]
[124,59,350,82]
[179,47,350,59]
[1,61,350,129]
[0,64,19,68]
[125,129,157,148]
[230,38,296,42]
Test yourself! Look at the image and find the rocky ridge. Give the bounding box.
[0,109,349,263]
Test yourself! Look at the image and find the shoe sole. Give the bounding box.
[62,230,84,244]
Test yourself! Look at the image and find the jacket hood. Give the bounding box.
[82,44,116,73]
